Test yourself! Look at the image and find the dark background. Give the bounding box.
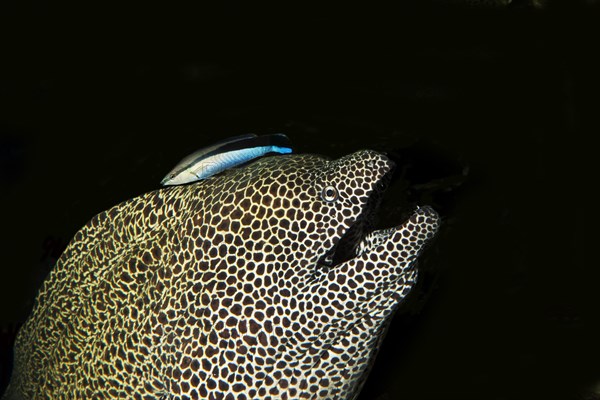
[1,1,598,399]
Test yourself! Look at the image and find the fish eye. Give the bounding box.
[321,185,338,202]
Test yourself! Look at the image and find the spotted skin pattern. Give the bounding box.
[5,150,439,400]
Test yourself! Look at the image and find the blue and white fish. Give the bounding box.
[161,133,292,186]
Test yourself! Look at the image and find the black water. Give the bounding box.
[1,1,598,399]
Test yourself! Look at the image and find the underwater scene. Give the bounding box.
[1,1,598,399]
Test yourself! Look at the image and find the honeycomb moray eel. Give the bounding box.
[4,150,439,400]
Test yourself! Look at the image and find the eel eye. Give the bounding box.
[321,185,338,202]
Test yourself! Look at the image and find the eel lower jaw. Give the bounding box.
[330,205,439,269]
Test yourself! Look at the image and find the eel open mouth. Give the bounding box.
[318,167,395,269]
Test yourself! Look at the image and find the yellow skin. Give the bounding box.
[4,150,439,400]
